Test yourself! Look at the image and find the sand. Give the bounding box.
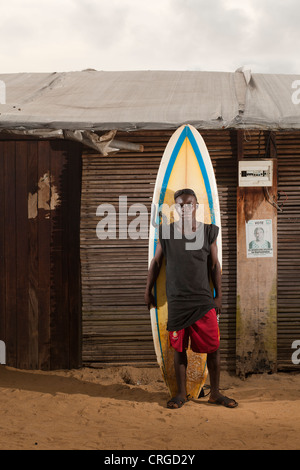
[0,364,299,450]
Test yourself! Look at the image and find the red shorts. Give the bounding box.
[169,308,220,354]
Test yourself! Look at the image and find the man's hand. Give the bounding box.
[214,296,222,316]
[144,291,156,310]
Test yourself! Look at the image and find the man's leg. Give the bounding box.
[167,350,187,408]
[207,347,220,400]
[174,350,187,399]
[207,348,238,408]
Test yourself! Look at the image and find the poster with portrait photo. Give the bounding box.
[246,219,273,258]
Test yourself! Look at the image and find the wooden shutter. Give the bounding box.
[0,139,82,370]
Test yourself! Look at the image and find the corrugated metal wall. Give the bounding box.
[277,132,300,369]
[80,130,237,370]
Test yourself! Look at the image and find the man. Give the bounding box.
[145,188,238,409]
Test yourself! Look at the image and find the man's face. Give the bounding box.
[174,194,197,221]
[255,228,264,241]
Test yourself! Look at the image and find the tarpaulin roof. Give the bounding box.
[0,69,299,132]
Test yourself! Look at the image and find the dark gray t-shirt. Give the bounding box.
[159,222,219,331]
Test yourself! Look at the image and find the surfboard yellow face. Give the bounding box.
[162,136,212,226]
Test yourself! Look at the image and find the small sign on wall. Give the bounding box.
[246,219,273,258]
[239,160,273,187]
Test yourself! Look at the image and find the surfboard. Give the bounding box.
[148,124,222,399]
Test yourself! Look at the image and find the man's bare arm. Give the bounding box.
[209,240,222,316]
[144,240,164,310]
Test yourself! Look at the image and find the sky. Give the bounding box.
[0,0,299,74]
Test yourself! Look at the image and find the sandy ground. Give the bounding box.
[0,364,299,450]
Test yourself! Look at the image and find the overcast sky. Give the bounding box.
[0,0,299,74]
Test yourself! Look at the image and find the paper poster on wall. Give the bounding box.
[246,219,273,258]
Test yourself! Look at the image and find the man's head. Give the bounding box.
[254,227,264,241]
[174,188,198,220]
[174,188,198,203]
